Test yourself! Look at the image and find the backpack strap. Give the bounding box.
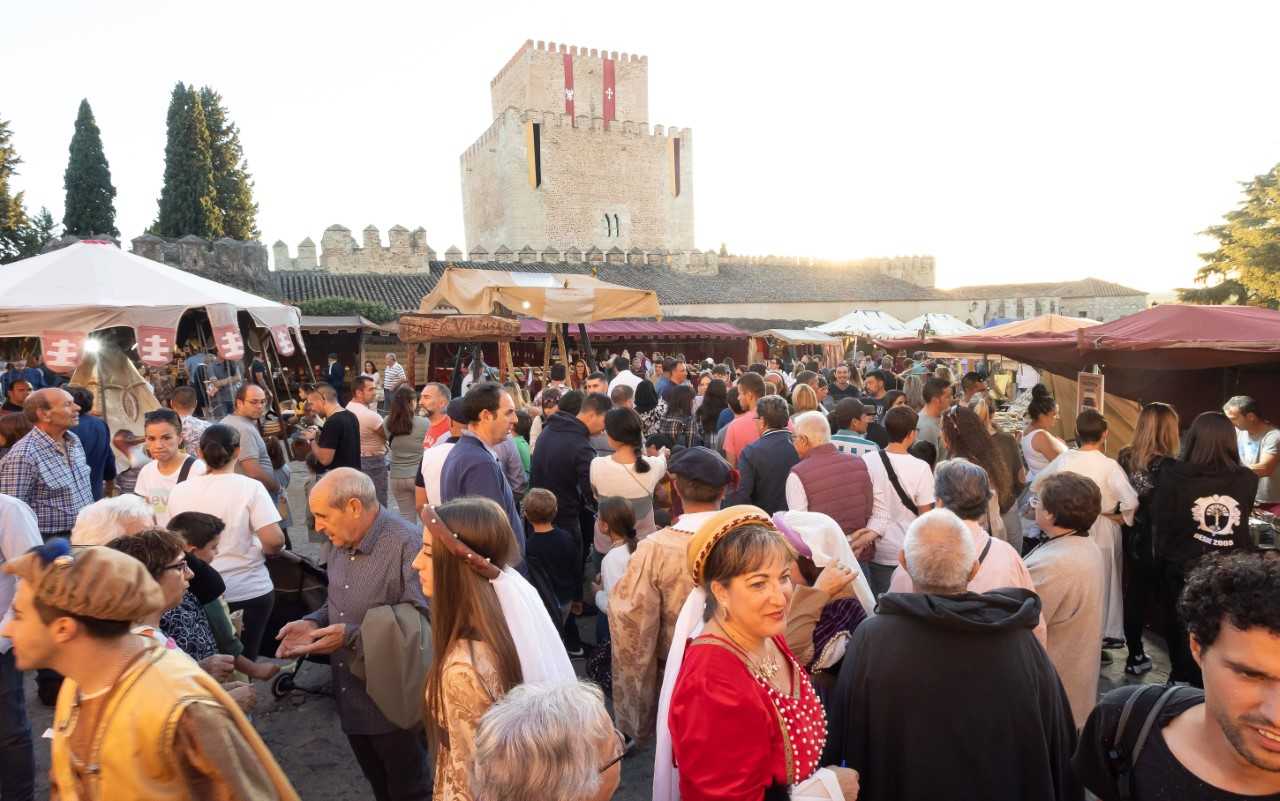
[1108,684,1198,801]
[177,455,197,484]
[878,450,919,516]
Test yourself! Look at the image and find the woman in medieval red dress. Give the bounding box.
[654,505,860,801]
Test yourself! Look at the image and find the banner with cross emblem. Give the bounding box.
[39,331,88,374]
[135,325,177,367]
[269,324,296,357]
[207,303,245,361]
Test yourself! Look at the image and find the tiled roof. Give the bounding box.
[943,277,1145,300]
[270,259,951,312]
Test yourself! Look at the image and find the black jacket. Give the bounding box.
[824,588,1082,801]
[326,361,345,390]
[529,412,596,528]
[725,429,798,515]
[1152,460,1257,564]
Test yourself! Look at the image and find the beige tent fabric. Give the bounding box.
[980,314,1101,336]
[417,268,661,322]
[69,343,162,472]
[1041,372,1140,459]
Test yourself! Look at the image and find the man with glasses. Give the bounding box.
[219,384,280,503]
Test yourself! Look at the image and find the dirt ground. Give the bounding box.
[20,468,1165,800]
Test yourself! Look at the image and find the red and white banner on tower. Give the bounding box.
[603,57,616,126]
[39,331,87,374]
[269,325,296,357]
[207,304,245,361]
[135,325,177,367]
[563,53,575,120]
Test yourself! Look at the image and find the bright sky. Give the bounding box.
[6,1,1279,292]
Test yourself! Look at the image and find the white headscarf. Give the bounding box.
[490,567,575,684]
[772,511,876,618]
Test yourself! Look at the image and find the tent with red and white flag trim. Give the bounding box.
[0,241,302,373]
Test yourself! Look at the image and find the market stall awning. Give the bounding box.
[0,241,300,335]
[813,309,909,338]
[877,313,1102,354]
[516,319,745,340]
[300,315,398,335]
[980,313,1100,336]
[902,313,977,336]
[751,328,843,346]
[417,267,661,323]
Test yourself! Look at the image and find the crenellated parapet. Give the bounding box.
[132,233,270,294]
[463,242,719,275]
[273,224,435,274]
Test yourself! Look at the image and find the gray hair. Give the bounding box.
[426,382,452,402]
[902,508,976,592]
[70,495,157,547]
[317,467,378,511]
[934,458,991,522]
[755,394,791,430]
[470,681,615,801]
[1223,395,1259,417]
[792,411,831,445]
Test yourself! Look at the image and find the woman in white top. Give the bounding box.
[1021,384,1068,542]
[168,423,285,661]
[589,408,668,553]
[133,408,206,527]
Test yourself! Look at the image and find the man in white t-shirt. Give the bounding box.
[607,355,642,396]
[419,399,467,507]
[347,376,389,507]
[133,409,206,527]
[862,406,936,596]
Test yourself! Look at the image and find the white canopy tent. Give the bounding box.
[814,309,910,338]
[0,241,302,371]
[903,312,977,337]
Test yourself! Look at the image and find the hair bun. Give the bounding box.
[1031,384,1051,399]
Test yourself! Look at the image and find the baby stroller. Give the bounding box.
[264,549,330,698]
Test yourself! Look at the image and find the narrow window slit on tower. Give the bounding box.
[671,137,682,197]
[525,122,542,188]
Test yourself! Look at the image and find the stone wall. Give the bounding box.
[720,254,937,289]
[462,108,694,253]
[1056,294,1147,322]
[131,233,270,294]
[273,224,435,273]
[490,40,649,125]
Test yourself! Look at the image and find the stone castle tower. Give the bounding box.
[461,40,694,254]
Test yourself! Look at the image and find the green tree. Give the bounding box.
[63,99,118,237]
[298,297,400,324]
[1179,166,1280,308]
[0,116,56,263]
[154,83,222,238]
[199,87,258,240]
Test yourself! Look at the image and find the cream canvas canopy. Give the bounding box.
[979,313,1100,336]
[0,241,301,336]
[903,313,977,337]
[814,309,909,338]
[418,267,661,323]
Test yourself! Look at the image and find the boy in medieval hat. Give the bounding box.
[2,540,299,800]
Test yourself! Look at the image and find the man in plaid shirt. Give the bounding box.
[0,388,94,540]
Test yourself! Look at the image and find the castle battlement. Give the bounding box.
[491,39,648,91]
[462,242,718,276]
[462,106,690,166]
[273,224,434,274]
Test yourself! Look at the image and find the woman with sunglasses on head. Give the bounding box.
[415,497,574,801]
[655,505,860,801]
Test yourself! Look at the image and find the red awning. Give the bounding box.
[516,319,747,340]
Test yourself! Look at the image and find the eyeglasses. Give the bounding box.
[161,558,190,574]
[598,728,627,774]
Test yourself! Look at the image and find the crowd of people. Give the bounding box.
[0,342,1276,801]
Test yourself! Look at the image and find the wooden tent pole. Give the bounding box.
[542,322,553,378]
[577,323,597,372]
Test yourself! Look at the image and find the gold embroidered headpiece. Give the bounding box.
[685,505,780,585]
[421,505,503,580]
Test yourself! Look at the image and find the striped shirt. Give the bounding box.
[832,430,879,460]
[0,427,94,535]
[381,361,407,392]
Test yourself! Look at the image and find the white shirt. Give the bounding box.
[1033,449,1138,525]
[863,450,936,565]
[784,473,810,512]
[134,457,208,527]
[607,370,642,395]
[589,454,668,500]
[1016,364,1041,391]
[168,472,281,603]
[594,543,633,614]
[0,496,41,653]
[420,438,456,506]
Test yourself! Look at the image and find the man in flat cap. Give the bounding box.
[609,446,736,744]
[2,541,300,801]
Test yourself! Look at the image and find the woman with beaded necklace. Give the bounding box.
[656,506,860,800]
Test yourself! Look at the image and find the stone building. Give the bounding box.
[273,224,434,274]
[461,40,694,254]
[131,233,270,295]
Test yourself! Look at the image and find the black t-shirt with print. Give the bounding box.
[1074,685,1280,801]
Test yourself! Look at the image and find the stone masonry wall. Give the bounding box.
[273,225,435,273]
[462,108,694,253]
[490,40,649,125]
[131,233,270,294]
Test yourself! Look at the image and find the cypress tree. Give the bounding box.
[62,99,118,237]
[154,83,221,238]
[199,87,258,240]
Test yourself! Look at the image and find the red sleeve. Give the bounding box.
[669,643,781,801]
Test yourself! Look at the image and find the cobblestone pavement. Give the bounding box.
[19,467,1168,800]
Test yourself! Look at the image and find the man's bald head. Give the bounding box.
[900,508,978,594]
[308,468,380,549]
[25,388,79,431]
